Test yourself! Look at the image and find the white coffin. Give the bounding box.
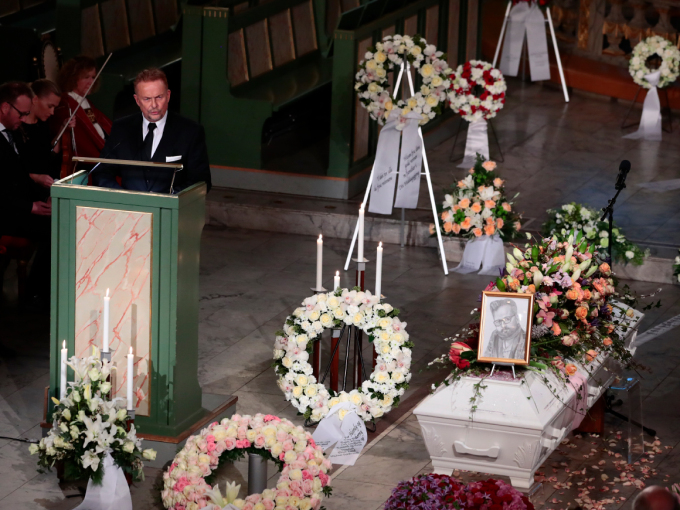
[414,358,612,491]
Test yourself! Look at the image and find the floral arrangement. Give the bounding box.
[384,474,534,510]
[447,60,506,123]
[29,355,155,484]
[629,36,680,89]
[354,34,451,128]
[674,249,680,283]
[431,231,641,386]
[435,155,522,239]
[543,202,647,265]
[274,288,413,423]
[161,413,332,510]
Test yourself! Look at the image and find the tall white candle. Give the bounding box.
[375,242,383,299]
[127,347,134,410]
[103,288,110,352]
[60,340,67,399]
[316,235,323,290]
[334,270,340,291]
[358,205,365,261]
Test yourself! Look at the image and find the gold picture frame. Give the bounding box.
[477,291,534,365]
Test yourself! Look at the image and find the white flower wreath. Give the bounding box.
[629,36,680,89]
[354,34,452,129]
[447,60,507,123]
[274,288,413,423]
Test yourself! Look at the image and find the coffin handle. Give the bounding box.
[453,441,500,458]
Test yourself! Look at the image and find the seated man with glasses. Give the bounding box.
[0,81,52,304]
[484,299,526,360]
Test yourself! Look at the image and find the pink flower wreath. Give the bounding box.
[161,413,332,510]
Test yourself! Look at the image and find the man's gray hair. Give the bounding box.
[490,298,517,315]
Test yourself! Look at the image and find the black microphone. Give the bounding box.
[615,160,631,190]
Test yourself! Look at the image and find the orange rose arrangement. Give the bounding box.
[434,155,522,240]
[432,230,641,388]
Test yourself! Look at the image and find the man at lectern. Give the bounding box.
[93,68,211,193]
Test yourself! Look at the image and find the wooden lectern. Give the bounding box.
[48,165,235,445]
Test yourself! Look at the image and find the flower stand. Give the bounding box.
[414,354,621,491]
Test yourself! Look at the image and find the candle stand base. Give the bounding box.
[310,286,327,293]
[247,453,268,495]
[100,351,111,362]
[126,409,135,432]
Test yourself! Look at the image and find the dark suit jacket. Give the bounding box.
[93,111,211,193]
[0,132,48,235]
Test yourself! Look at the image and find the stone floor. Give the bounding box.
[1,225,679,510]
[208,78,680,259]
[1,79,680,510]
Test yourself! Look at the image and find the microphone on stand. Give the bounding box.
[600,160,632,263]
[615,160,631,191]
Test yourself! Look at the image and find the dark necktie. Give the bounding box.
[3,129,17,154]
[142,123,157,161]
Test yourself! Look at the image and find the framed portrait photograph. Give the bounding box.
[477,291,534,365]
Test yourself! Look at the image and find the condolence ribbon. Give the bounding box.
[623,70,662,141]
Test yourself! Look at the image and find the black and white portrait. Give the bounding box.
[478,292,533,364]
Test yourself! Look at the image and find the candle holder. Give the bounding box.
[353,260,368,291]
[100,351,111,362]
[311,287,325,378]
[310,286,327,293]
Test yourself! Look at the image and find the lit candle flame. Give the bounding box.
[106,288,110,297]
[129,347,133,355]
[336,270,339,276]
[318,234,322,241]
[379,241,383,248]
[62,340,66,349]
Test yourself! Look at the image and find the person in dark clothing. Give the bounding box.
[93,68,211,194]
[17,79,74,183]
[0,81,52,301]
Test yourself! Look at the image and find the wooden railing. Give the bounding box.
[552,0,680,64]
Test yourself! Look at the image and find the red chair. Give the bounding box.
[0,236,37,303]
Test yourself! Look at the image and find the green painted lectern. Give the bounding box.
[49,169,207,438]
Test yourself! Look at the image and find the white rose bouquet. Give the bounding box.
[29,355,155,484]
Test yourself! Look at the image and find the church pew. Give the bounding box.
[181,1,330,169]
[55,0,184,117]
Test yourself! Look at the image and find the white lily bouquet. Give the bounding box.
[29,355,156,484]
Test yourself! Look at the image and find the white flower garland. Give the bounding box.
[162,414,332,510]
[274,288,413,423]
[629,36,680,89]
[354,34,452,128]
[447,60,507,123]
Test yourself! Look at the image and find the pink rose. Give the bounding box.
[237,426,247,440]
[302,470,313,481]
[169,463,177,474]
[242,504,254,510]
[246,493,261,503]
[292,488,305,499]
[302,479,314,494]
[173,476,190,492]
[290,480,302,492]
[319,472,330,487]
[263,499,275,510]
[310,497,321,510]
[276,430,288,442]
[224,438,236,450]
[264,415,281,422]
[254,435,266,448]
[277,488,291,498]
[282,440,294,452]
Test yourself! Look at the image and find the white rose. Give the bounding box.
[282,357,293,368]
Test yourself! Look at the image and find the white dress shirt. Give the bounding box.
[0,122,17,153]
[68,91,106,140]
[142,111,168,158]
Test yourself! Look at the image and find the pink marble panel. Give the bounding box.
[75,207,152,417]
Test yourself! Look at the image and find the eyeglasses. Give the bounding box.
[8,102,31,118]
[493,316,516,328]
